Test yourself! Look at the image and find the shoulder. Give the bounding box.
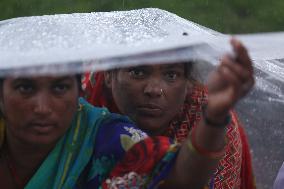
[77,97,112,125]
[79,97,108,114]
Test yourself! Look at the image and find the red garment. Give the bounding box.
[83,72,256,189]
[82,72,120,112]
[102,136,179,189]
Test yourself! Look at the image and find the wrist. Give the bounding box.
[202,105,231,128]
[186,126,227,160]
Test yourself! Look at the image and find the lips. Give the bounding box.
[30,122,56,134]
[137,104,163,116]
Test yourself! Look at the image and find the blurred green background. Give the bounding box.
[0,0,284,33]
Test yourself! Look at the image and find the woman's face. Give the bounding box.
[106,63,190,135]
[0,76,79,146]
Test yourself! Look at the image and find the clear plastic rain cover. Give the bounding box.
[0,8,283,188]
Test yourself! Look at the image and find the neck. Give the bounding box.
[145,124,169,136]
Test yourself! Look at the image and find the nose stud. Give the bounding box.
[160,89,164,95]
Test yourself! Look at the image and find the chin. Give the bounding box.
[137,122,166,136]
[24,135,61,147]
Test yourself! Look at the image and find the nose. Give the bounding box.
[143,79,164,98]
[33,93,52,116]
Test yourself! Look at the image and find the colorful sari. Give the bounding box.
[83,72,256,189]
[0,98,178,189]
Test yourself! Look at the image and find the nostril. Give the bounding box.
[143,87,163,97]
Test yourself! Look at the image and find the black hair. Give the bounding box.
[76,74,83,92]
[184,61,194,79]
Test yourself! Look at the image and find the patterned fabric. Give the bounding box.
[166,84,244,188]
[83,72,256,189]
[101,136,178,189]
[0,98,177,189]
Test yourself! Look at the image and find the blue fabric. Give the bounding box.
[84,115,148,188]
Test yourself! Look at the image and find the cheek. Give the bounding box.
[53,95,78,126]
[55,99,76,116]
[166,83,188,109]
[56,102,76,133]
[5,93,78,128]
[112,80,141,113]
[2,95,31,123]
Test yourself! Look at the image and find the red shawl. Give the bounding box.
[83,72,256,189]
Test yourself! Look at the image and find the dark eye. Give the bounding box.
[53,84,70,94]
[165,71,178,81]
[16,84,34,94]
[128,68,145,78]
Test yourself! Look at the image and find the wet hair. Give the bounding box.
[76,74,82,92]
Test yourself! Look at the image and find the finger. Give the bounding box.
[221,57,255,96]
[230,38,254,74]
[221,55,252,83]
[207,86,236,116]
[218,64,242,96]
[207,68,226,93]
[208,60,243,94]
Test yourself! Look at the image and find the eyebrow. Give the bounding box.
[162,64,184,70]
[52,76,73,83]
[12,76,73,83]
[12,78,34,83]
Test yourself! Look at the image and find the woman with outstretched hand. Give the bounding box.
[84,38,255,189]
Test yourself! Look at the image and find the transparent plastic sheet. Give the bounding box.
[0,8,229,76]
[237,32,284,188]
[236,59,284,189]
[0,8,283,188]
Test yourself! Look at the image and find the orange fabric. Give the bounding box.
[83,72,256,189]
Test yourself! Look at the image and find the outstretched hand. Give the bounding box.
[206,38,255,122]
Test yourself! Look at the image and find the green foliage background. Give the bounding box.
[0,0,284,33]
